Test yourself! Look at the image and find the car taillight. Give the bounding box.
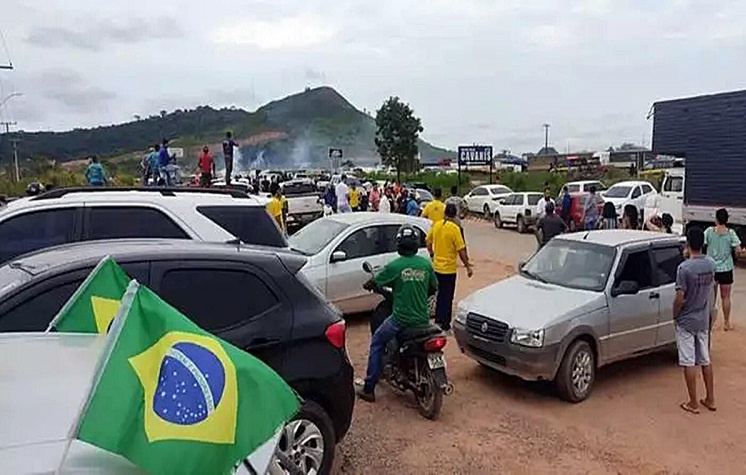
[325,321,346,349]
[424,336,447,351]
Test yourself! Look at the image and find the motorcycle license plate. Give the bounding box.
[427,353,446,369]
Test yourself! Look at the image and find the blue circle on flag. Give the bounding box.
[153,342,226,425]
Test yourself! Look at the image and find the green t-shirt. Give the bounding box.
[705,227,741,273]
[374,254,438,328]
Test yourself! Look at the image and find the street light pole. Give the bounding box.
[0,93,23,182]
[543,123,550,152]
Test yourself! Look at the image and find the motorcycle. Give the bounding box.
[362,261,454,420]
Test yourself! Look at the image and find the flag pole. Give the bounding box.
[46,255,113,332]
[54,280,139,474]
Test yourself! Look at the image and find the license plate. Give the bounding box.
[427,353,446,369]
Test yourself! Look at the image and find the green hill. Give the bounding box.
[2,87,452,169]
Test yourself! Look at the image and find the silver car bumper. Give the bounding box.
[453,320,560,381]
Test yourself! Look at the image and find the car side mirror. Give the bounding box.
[362,261,373,273]
[330,250,347,263]
[612,280,639,297]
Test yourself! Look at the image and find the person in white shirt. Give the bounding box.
[378,189,391,213]
[535,187,555,220]
[335,175,352,213]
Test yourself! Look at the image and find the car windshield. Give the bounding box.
[604,185,632,198]
[488,186,511,195]
[288,218,350,255]
[522,239,616,291]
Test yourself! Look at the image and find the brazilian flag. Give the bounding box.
[72,281,300,475]
[47,255,130,333]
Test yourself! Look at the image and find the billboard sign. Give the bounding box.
[458,145,493,165]
[328,148,343,159]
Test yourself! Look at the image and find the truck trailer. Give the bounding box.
[652,89,746,241]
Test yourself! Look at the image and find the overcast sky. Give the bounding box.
[1,0,746,154]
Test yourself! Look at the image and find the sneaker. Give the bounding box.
[355,387,376,403]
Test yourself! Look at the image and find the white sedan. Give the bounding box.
[463,185,514,218]
[289,212,433,315]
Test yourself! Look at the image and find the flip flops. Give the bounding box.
[700,399,717,412]
[680,402,700,414]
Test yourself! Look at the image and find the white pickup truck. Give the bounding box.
[280,179,323,229]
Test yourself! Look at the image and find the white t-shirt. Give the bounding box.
[335,182,349,206]
[378,195,390,213]
[536,197,555,219]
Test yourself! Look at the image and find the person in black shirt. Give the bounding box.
[222,131,238,186]
[536,201,567,248]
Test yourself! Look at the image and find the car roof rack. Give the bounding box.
[30,186,250,201]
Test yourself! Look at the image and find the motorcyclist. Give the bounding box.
[356,224,438,403]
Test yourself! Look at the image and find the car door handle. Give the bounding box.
[649,292,660,299]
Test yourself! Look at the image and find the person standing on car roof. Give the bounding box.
[85,155,108,187]
[222,131,239,186]
[427,203,473,332]
[197,145,215,188]
[266,182,285,233]
[356,224,439,403]
[422,187,445,223]
[148,144,161,186]
[158,139,171,186]
[705,208,744,331]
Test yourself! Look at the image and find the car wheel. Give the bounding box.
[517,216,526,234]
[555,340,596,403]
[271,400,335,475]
[494,211,503,228]
[483,204,491,219]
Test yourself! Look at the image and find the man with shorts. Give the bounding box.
[674,227,716,414]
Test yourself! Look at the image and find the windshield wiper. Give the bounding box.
[520,268,547,284]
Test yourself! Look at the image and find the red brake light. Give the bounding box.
[325,321,346,349]
[424,336,447,351]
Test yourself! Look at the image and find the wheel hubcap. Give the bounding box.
[571,350,593,395]
[269,419,325,475]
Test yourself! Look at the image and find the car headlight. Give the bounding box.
[510,328,545,348]
[455,305,468,324]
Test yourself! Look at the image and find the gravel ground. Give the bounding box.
[333,219,746,474]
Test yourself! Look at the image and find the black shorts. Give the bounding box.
[199,172,213,187]
[715,270,734,286]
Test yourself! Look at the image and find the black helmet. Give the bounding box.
[396,224,420,256]
[26,182,43,196]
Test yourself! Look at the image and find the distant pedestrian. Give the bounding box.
[158,139,171,186]
[148,145,161,186]
[140,147,153,186]
[370,185,381,211]
[85,155,108,187]
[349,183,361,212]
[598,202,619,229]
[426,203,473,332]
[705,208,744,331]
[582,185,601,230]
[324,184,337,212]
[378,189,391,213]
[444,185,467,226]
[222,131,238,185]
[405,192,419,216]
[266,182,285,233]
[197,145,215,187]
[422,187,446,223]
[622,204,639,230]
[336,175,352,213]
[535,187,555,221]
[536,202,566,248]
[674,227,716,414]
[645,213,674,233]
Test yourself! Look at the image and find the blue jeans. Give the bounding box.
[363,316,401,392]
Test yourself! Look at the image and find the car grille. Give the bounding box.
[467,344,506,366]
[466,313,509,343]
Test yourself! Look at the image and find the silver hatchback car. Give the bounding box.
[454,230,685,402]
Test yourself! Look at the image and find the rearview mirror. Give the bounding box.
[330,250,347,263]
[362,261,373,273]
[612,280,640,297]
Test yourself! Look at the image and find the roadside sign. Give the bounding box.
[328,148,343,159]
[458,145,493,165]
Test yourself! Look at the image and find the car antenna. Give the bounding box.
[583,231,590,240]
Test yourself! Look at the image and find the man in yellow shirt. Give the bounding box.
[349,183,361,211]
[426,203,473,331]
[421,187,445,223]
[266,182,285,233]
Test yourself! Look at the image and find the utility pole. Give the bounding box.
[543,123,550,152]
[1,121,19,181]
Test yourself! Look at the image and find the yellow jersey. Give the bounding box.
[426,220,466,274]
[266,197,284,229]
[349,188,360,208]
[422,199,445,223]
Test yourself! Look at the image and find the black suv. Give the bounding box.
[0,239,353,474]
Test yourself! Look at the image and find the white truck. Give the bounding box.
[280,179,323,229]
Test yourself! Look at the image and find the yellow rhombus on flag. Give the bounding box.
[47,255,131,333]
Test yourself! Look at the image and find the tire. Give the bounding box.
[494,211,503,228]
[555,340,596,403]
[517,216,526,234]
[483,204,491,220]
[416,364,443,420]
[272,400,336,475]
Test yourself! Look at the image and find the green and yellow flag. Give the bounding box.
[72,281,300,475]
[47,255,130,333]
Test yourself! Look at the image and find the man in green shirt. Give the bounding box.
[357,224,438,403]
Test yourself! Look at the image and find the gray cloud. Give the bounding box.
[33,70,117,113]
[24,17,184,51]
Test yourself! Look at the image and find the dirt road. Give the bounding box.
[334,220,746,474]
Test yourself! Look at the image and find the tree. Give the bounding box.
[374,97,423,182]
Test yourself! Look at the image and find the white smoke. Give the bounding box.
[232,147,247,174]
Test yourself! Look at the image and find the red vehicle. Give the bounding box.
[562,192,605,231]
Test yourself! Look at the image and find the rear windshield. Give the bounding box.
[197,206,287,247]
[282,182,318,196]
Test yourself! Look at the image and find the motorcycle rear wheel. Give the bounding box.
[416,364,443,420]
